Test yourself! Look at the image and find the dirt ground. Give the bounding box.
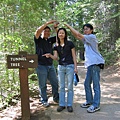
[0,62,120,120]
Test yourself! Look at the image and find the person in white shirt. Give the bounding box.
[65,23,105,113]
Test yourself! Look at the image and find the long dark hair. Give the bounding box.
[83,23,94,34]
[57,28,68,45]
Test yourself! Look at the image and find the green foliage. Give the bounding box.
[53,60,58,70]
[100,38,120,66]
[115,38,120,57]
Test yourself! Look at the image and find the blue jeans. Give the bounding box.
[84,65,101,107]
[36,64,59,103]
[57,64,74,106]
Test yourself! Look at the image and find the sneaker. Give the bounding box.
[57,106,65,112]
[67,106,73,112]
[81,102,91,108]
[87,105,100,113]
[42,102,50,107]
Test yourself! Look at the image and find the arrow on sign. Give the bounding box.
[29,60,34,63]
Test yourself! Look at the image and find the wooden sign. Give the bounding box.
[7,51,38,120]
[7,54,38,69]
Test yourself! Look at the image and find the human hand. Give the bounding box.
[42,53,51,58]
[74,68,78,74]
[46,20,57,25]
[54,21,59,28]
[64,23,69,27]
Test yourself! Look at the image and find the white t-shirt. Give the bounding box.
[82,34,105,68]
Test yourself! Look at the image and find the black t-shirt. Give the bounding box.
[34,36,56,65]
[54,41,75,65]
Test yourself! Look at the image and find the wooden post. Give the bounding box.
[19,51,30,120]
[19,68,30,120]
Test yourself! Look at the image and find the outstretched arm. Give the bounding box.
[64,23,84,40]
[35,20,57,39]
[42,51,58,60]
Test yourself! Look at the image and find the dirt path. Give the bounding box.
[0,63,120,120]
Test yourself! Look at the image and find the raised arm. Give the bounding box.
[64,23,84,40]
[35,20,57,39]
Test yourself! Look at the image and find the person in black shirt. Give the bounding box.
[34,20,59,107]
[43,28,78,112]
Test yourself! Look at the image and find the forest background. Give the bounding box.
[0,0,120,110]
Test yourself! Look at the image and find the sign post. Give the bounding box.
[7,51,38,120]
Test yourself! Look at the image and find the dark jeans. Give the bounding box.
[36,64,59,103]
